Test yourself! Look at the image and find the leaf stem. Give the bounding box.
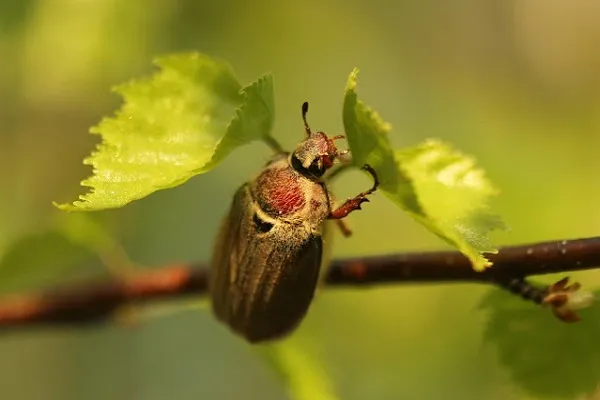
[262,136,286,154]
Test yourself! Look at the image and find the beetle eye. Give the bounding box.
[308,158,325,177]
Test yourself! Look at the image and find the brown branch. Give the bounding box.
[0,236,598,331]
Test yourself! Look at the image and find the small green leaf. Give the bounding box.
[0,214,115,292]
[396,140,506,270]
[0,214,129,292]
[56,52,275,211]
[0,231,93,293]
[343,69,505,270]
[259,341,339,400]
[206,73,275,170]
[480,287,600,399]
[342,69,423,213]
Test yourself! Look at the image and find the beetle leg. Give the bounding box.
[335,220,353,237]
[328,165,379,220]
[319,186,353,236]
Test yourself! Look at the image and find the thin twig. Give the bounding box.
[0,237,598,330]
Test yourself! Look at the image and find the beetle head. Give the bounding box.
[290,102,346,178]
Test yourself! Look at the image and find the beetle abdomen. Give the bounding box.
[231,234,322,342]
[209,184,324,343]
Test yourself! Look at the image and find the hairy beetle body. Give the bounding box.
[210,102,378,343]
[210,167,327,342]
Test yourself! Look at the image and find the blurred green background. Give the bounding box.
[1,0,600,399]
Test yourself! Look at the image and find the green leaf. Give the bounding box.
[343,68,505,270]
[56,52,275,211]
[342,69,423,213]
[0,231,93,293]
[205,73,275,170]
[395,140,506,270]
[480,287,600,399]
[259,341,339,400]
[0,214,115,293]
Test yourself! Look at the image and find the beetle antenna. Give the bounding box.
[301,101,311,137]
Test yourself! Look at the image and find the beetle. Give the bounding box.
[209,102,378,343]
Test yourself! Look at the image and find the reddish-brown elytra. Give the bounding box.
[209,102,378,343]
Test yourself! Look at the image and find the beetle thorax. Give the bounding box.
[250,157,330,229]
